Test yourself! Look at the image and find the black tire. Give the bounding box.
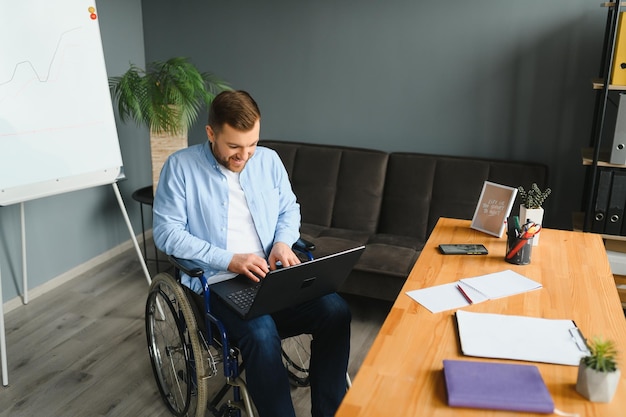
[145,273,208,417]
[281,334,311,387]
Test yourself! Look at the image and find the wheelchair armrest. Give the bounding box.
[293,237,315,252]
[168,255,204,278]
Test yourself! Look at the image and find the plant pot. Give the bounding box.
[519,205,544,246]
[150,130,188,195]
[575,360,621,402]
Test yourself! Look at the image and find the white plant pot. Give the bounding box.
[575,360,621,403]
[519,205,544,246]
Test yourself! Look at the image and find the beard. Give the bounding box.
[211,143,247,172]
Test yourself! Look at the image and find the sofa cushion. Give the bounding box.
[299,224,369,257]
[331,149,388,233]
[357,243,419,277]
[262,141,388,233]
[379,153,549,240]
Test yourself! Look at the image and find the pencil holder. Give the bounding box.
[505,235,533,265]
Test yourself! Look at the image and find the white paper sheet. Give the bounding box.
[406,282,484,313]
[456,310,589,366]
[459,270,542,299]
[406,270,541,313]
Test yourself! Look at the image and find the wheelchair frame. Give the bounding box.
[145,241,316,417]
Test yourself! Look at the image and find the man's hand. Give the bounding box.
[228,253,270,282]
[268,242,301,270]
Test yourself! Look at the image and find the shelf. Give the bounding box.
[582,4,626,238]
[573,211,626,241]
[592,78,626,91]
[581,148,626,167]
[602,2,626,8]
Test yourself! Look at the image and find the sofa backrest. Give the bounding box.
[261,140,548,242]
[379,153,549,242]
[261,141,388,233]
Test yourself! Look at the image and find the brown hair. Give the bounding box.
[208,90,261,132]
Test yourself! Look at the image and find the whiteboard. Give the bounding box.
[0,0,123,206]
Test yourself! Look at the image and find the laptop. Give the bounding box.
[210,245,365,319]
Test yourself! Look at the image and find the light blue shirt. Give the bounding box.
[152,142,301,292]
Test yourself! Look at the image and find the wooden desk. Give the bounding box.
[337,218,626,417]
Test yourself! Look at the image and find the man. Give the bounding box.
[152,90,351,417]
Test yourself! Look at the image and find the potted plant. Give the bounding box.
[576,336,621,402]
[109,57,229,193]
[517,183,551,246]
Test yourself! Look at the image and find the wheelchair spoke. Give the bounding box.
[146,273,209,417]
[165,346,187,409]
[282,334,311,387]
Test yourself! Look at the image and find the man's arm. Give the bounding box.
[266,150,301,269]
[152,154,233,274]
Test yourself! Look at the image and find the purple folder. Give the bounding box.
[443,360,555,413]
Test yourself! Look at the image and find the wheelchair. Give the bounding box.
[144,240,316,417]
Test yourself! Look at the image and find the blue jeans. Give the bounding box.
[209,291,351,417]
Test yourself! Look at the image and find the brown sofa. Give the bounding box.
[261,140,549,302]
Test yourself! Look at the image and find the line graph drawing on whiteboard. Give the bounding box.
[0,27,81,91]
[0,0,123,205]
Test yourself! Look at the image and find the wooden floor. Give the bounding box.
[0,244,392,417]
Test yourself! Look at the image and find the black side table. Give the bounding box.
[131,185,163,272]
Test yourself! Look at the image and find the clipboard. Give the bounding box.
[455,310,589,366]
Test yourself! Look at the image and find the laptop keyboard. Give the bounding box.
[227,283,261,310]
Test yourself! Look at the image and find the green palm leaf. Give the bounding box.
[109,57,230,135]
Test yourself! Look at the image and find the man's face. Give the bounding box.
[206,119,260,173]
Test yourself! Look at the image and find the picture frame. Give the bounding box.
[470,181,518,237]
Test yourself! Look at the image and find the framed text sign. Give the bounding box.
[470,181,518,237]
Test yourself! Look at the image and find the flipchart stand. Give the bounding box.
[0,182,151,386]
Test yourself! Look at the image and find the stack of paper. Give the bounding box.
[406,269,542,313]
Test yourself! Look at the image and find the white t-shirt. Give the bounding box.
[209,166,265,284]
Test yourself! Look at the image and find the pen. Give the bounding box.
[456,284,473,304]
[506,224,541,259]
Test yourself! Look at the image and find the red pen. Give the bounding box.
[456,284,473,304]
[506,225,541,259]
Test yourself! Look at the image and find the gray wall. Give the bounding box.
[0,0,150,303]
[142,0,605,230]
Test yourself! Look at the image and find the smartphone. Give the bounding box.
[438,244,488,255]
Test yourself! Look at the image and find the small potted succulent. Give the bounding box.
[576,336,621,402]
[517,183,551,245]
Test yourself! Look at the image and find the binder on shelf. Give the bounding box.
[443,359,555,414]
[610,93,626,164]
[592,169,613,233]
[605,171,626,235]
[612,12,626,86]
[618,176,626,236]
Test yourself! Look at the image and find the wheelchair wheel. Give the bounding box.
[146,273,209,417]
[281,334,311,387]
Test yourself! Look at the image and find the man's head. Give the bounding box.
[206,90,261,173]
